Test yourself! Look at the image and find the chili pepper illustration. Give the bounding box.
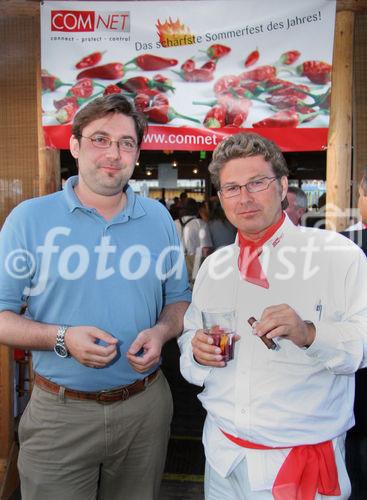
[104,84,122,95]
[134,92,170,113]
[194,93,251,123]
[144,105,200,124]
[67,78,94,98]
[294,106,319,121]
[296,61,332,84]
[201,60,217,72]
[117,76,174,93]
[265,94,305,109]
[152,74,175,92]
[76,63,124,80]
[125,54,178,71]
[75,51,105,69]
[143,94,200,124]
[173,67,215,82]
[213,75,241,95]
[134,93,152,112]
[137,88,161,97]
[150,93,170,107]
[54,101,79,124]
[292,87,332,110]
[240,65,277,82]
[279,50,300,65]
[244,48,259,68]
[53,96,79,111]
[203,105,227,128]
[270,84,311,99]
[41,69,64,91]
[237,81,268,98]
[203,44,231,60]
[227,110,248,127]
[218,94,252,116]
[316,87,331,110]
[181,58,196,72]
[252,108,320,128]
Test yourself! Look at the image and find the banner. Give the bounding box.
[41,0,336,152]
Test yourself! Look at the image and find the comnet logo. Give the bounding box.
[51,10,130,33]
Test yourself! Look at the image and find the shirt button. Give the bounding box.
[241,409,246,414]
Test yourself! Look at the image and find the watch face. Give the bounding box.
[54,344,68,358]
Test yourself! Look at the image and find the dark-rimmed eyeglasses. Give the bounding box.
[81,135,137,152]
[220,176,278,198]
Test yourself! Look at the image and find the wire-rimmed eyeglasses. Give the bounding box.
[81,135,138,153]
[220,176,278,199]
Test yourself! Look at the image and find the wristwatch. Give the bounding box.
[54,325,70,358]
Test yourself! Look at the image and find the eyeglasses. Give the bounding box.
[81,135,138,152]
[220,176,278,199]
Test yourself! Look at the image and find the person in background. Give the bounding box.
[175,197,212,285]
[346,166,367,230]
[179,191,188,208]
[285,186,308,226]
[198,200,210,223]
[178,132,367,500]
[318,192,327,211]
[207,197,236,250]
[169,196,180,220]
[340,169,367,494]
[0,94,191,500]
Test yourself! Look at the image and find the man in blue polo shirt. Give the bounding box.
[0,94,191,500]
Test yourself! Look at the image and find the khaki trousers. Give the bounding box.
[18,370,173,500]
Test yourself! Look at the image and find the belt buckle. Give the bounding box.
[96,387,130,404]
[96,389,111,404]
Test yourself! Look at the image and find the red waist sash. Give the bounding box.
[221,430,341,499]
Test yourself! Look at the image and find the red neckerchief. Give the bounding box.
[237,213,285,289]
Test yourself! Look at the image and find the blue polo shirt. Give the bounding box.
[0,177,191,390]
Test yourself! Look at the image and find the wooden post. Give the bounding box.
[326,9,355,230]
[0,346,19,499]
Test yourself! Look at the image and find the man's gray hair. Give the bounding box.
[208,133,289,209]
[287,186,308,210]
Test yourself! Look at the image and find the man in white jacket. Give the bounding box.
[178,133,367,500]
[346,166,367,230]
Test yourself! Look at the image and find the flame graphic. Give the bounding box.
[156,17,195,47]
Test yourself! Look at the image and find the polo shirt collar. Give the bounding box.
[63,175,146,221]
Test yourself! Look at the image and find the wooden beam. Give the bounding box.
[0,346,14,469]
[326,10,355,230]
[0,443,19,500]
[337,0,367,11]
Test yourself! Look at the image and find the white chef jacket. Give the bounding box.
[346,221,366,231]
[178,216,367,490]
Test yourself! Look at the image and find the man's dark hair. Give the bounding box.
[72,94,147,147]
[180,198,198,217]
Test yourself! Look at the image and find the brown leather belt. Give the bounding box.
[34,370,159,404]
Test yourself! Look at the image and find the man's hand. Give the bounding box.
[253,304,316,348]
[126,327,165,373]
[191,329,239,367]
[65,326,118,368]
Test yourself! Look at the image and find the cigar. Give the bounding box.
[248,316,278,350]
